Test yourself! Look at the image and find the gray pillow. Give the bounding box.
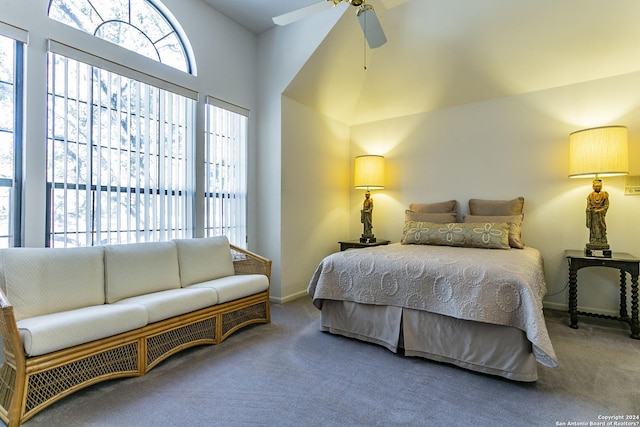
[405,210,457,223]
[409,200,457,213]
[402,221,511,249]
[468,197,524,216]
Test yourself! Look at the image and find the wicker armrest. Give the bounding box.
[0,288,27,426]
[0,289,25,366]
[230,244,272,281]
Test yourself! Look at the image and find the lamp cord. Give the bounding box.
[546,280,569,297]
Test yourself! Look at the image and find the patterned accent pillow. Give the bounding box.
[401,221,511,249]
[463,214,525,249]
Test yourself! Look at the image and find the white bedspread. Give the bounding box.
[307,244,558,368]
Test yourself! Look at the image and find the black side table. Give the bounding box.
[339,239,390,251]
[565,250,639,339]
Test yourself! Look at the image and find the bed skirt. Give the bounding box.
[319,300,538,382]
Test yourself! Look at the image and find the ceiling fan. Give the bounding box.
[273,0,387,49]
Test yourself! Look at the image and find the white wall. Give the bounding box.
[255,11,345,302]
[0,0,258,247]
[349,72,640,315]
[280,97,350,301]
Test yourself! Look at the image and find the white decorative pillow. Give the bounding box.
[1,246,105,321]
[173,236,235,286]
[105,241,181,303]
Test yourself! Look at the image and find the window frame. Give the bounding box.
[0,22,28,248]
[204,96,249,248]
[47,0,193,74]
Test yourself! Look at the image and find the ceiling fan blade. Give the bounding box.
[272,1,334,26]
[357,6,387,48]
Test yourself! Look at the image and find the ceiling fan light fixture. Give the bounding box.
[356,3,374,15]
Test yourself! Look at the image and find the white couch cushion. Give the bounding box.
[17,303,148,357]
[105,241,181,303]
[173,236,235,286]
[188,274,269,304]
[0,246,105,321]
[115,287,218,323]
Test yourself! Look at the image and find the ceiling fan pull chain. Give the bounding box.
[363,8,367,70]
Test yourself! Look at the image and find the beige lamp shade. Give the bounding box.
[354,155,385,189]
[568,125,629,178]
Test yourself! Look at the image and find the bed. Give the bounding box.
[306,198,558,382]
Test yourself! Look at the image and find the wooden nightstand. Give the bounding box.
[565,250,639,339]
[338,239,390,251]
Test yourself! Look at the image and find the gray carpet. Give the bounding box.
[20,297,639,427]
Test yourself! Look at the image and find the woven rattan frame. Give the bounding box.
[0,244,271,427]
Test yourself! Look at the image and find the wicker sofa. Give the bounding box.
[0,236,271,427]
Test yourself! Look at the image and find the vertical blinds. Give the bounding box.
[204,96,248,248]
[46,47,195,247]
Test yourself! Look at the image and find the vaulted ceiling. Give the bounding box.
[202,0,640,125]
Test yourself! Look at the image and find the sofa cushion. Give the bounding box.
[173,236,235,287]
[115,287,218,323]
[0,246,105,321]
[105,241,181,303]
[17,303,148,357]
[188,274,269,304]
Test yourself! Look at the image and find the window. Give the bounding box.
[48,0,191,73]
[46,42,196,247]
[204,97,248,248]
[0,23,27,248]
[44,0,250,248]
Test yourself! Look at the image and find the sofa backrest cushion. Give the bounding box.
[173,236,235,287]
[0,246,105,321]
[105,241,181,303]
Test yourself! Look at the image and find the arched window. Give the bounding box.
[45,0,198,247]
[48,0,193,73]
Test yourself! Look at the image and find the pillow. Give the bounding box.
[405,210,457,224]
[468,197,524,216]
[409,200,457,213]
[105,241,181,303]
[401,221,510,249]
[173,236,235,286]
[463,214,525,249]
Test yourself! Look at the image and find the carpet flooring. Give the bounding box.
[18,297,640,427]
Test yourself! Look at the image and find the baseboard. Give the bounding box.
[543,301,621,317]
[270,290,308,304]
[542,301,567,312]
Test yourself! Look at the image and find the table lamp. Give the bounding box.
[354,155,385,243]
[568,125,629,257]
